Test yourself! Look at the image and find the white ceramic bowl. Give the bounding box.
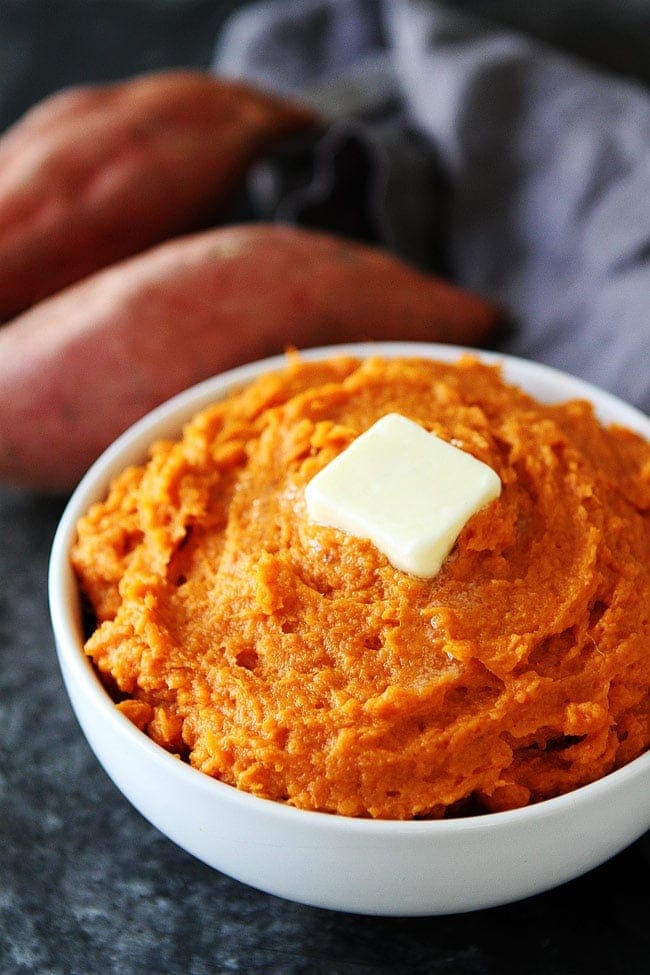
[49,342,650,916]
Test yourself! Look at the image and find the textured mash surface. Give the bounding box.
[72,355,650,819]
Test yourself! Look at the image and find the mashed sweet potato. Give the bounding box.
[71,355,650,819]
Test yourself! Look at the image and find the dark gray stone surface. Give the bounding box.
[1,2,648,972]
[0,0,245,133]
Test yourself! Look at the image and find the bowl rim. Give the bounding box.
[49,341,650,833]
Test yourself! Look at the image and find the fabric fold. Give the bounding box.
[214,0,650,411]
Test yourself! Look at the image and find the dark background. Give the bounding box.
[2,0,650,134]
[1,2,649,973]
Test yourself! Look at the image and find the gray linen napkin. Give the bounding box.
[214,0,650,412]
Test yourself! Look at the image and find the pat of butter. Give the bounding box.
[304,413,501,578]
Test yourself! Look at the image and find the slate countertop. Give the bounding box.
[1,2,648,972]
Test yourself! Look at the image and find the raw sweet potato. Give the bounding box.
[0,70,317,320]
[0,223,502,491]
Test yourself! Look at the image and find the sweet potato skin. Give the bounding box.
[0,70,317,320]
[0,223,501,491]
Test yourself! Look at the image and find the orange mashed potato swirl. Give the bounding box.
[72,355,650,819]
